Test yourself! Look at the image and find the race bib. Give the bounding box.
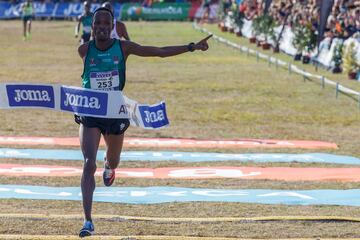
[90,71,120,91]
[83,26,91,34]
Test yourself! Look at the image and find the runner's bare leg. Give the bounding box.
[23,21,27,38]
[28,20,32,35]
[79,125,101,221]
[103,133,125,169]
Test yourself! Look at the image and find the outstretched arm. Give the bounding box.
[122,35,212,59]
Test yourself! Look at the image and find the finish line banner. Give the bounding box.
[0,83,169,129]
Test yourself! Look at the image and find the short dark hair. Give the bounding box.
[93,7,114,21]
[102,2,114,14]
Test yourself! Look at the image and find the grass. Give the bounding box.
[204,24,360,92]
[1,20,360,238]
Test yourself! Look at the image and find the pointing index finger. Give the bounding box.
[201,34,213,42]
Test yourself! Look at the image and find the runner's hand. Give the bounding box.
[194,34,212,51]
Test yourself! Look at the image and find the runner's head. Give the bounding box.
[101,2,114,15]
[84,1,91,13]
[92,7,114,42]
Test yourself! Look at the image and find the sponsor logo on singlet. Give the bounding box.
[6,84,55,108]
[97,53,110,57]
[90,58,96,67]
[60,86,107,116]
[113,56,119,65]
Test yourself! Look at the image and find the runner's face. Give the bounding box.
[85,5,91,13]
[92,11,113,42]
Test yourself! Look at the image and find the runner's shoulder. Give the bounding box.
[116,21,126,28]
[78,14,85,21]
[120,39,132,49]
[78,41,90,58]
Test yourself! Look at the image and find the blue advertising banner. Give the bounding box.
[138,102,169,129]
[60,86,108,116]
[6,84,54,108]
[0,83,168,129]
[0,2,120,19]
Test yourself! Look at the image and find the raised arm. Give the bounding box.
[117,21,131,41]
[122,35,212,59]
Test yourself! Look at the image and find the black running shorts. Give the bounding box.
[75,115,130,135]
[22,15,32,22]
[81,33,91,43]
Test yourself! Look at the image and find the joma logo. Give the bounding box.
[14,89,51,102]
[144,110,165,123]
[63,93,100,109]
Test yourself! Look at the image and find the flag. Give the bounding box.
[317,0,334,47]
[263,0,272,15]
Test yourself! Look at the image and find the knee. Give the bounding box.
[83,159,97,175]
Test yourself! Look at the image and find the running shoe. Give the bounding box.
[103,162,115,187]
[79,220,94,238]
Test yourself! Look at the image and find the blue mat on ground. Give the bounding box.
[1,185,360,206]
[0,148,360,164]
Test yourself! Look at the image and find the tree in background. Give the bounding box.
[342,42,360,79]
[251,14,276,49]
[331,41,343,73]
[292,21,317,63]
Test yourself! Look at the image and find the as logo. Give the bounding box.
[6,84,55,108]
[118,105,128,115]
[60,87,107,116]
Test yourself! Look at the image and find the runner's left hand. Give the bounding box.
[194,34,212,51]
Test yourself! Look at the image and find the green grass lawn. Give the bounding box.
[1,20,360,238]
[204,23,360,92]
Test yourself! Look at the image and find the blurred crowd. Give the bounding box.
[8,0,169,3]
[226,0,360,40]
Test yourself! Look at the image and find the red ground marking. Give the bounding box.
[0,136,338,149]
[1,164,359,181]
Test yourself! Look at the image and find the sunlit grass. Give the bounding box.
[1,21,360,238]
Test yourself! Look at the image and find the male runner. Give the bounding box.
[75,1,93,44]
[77,7,211,237]
[21,0,34,41]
